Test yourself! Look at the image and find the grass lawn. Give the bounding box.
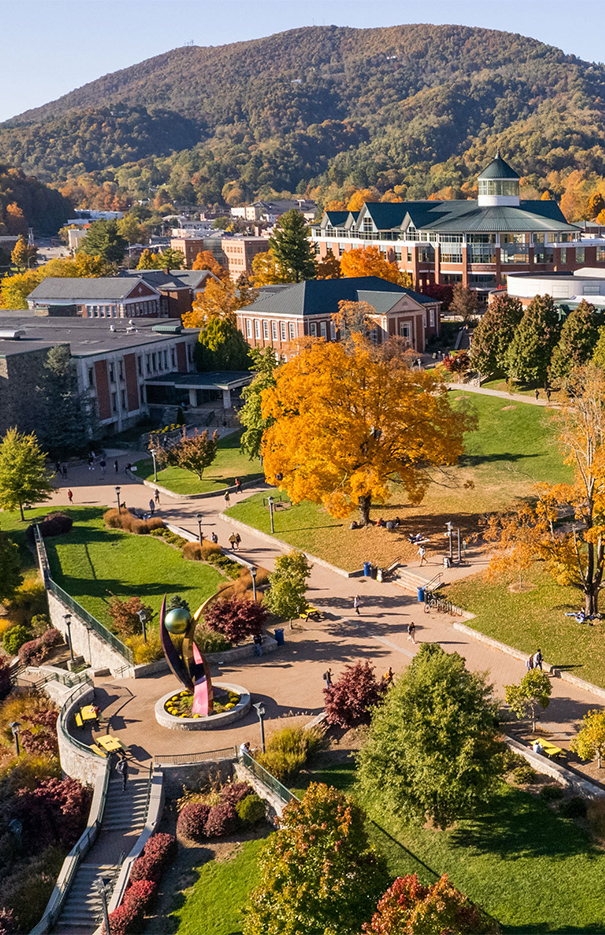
[134,430,263,495]
[444,563,605,688]
[226,394,571,571]
[38,506,223,628]
[294,763,605,933]
[167,838,265,935]
[0,506,55,573]
[480,377,567,405]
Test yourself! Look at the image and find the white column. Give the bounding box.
[189,388,198,407]
[222,388,232,409]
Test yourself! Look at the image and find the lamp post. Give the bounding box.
[253,702,266,753]
[150,448,158,483]
[64,613,74,663]
[115,486,121,512]
[137,609,148,643]
[267,496,275,534]
[445,521,454,562]
[197,514,203,547]
[95,878,111,935]
[250,566,257,601]
[9,722,20,757]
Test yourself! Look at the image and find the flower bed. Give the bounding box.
[164,687,241,718]
[155,682,250,731]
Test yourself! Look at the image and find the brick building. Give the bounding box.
[28,277,163,319]
[236,277,440,356]
[119,269,218,318]
[221,236,270,281]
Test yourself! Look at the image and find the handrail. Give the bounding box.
[58,678,101,757]
[153,747,236,766]
[240,751,299,805]
[424,571,443,592]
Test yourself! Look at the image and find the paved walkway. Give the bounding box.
[39,458,604,782]
[447,382,554,407]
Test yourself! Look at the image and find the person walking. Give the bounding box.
[546,388,552,403]
[418,545,427,566]
[353,595,361,615]
[228,533,238,550]
[99,458,106,477]
[526,654,534,672]
[235,532,241,549]
[61,463,68,479]
[224,492,231,507]
[67,489,73,503]
[211,531,218,544]
[148,498,155,515]
[114,459,119,474]
[323,668,333,689]
[87,456,95,471]
[154,488,160,504]
[253,633,263,657]
[534,648,543,671]
[407,621,416,644]
[116,753,128,792]
[235,477,242,494]
[383,666,394,685]
[535,389,540,401]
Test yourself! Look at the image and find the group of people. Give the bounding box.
[376,517,402,529]
[228,532,242,549]
[526,648,543,671]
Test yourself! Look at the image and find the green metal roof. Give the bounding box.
[478,152,520,181]
[242,277,438,317]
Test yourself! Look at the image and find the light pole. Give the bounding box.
[95,878,111,935]
[197,514,203,547]
[267,496,275,534]
[9,722,20,757]
[250,566,257,601]
[137,609,148,643]
[150,447,158,482]
[446,521,454,562]
[253,702,266,753]
[115,486,121,512]
[64,613,74,663]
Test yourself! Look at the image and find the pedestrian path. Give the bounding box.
[446,382,553,406]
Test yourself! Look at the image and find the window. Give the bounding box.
[263,321,270,339]
[88,367,94,387]
[289,322,296,339]
[584,283,600,294]
[108,363,115,383]
[560,249,567,264]
[363,217,373,233]
[137,357,143,377]
[146,355,151,375]
[271,321,278,340]
[429,308,435,326]
[121,390,127,409]
[598,247,605,262]
[118,360,124,381]
[280,322,287,341]
[330,321,336,340]
[153,353,158,371]
[111,392,117,414]
[309,322,317,337]
[399,322,410,338]
[254,320,261,339]
[171,348,177,367]
[319,321,327,338]
[576,247,585,263]
[246,319,253,338]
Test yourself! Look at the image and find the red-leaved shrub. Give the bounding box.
[19,708,59,756]
[130,833,176,884]
[324,661,385,729]
[220,782,254,807]
[204,802,238,838]
[104,902,137,935]
[12,777,91,849]
[176,803,210,841]
[27,512,73,543]
[204,597,266,644]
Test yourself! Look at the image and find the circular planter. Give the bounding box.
[154,681,251,731]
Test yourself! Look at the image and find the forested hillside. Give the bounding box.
[4,23,605,215]
[0,166,72,235]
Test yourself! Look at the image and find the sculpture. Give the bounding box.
[159,596,213,716]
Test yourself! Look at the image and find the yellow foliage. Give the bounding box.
[347,188,380,211]
[250,250,292,287]
[340,245,406,285]
[260,336,471,522]
[182,278,257,328]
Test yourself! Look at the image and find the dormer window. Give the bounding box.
[363,217,374,233]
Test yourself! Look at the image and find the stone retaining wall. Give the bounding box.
[47,591,132,678]
[56,684,106,785]
[504,736,605,799]
[158,758,234,797]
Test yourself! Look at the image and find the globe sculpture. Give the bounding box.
[159,596,213,717]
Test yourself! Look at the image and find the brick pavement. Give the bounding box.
[40,459,603,777]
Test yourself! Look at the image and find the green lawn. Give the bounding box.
[167,838,265,935]
[0,506,54,573]
[37,507,223,627]
[226,394,571,571]
[294,763,605,933]
[134,430,263,495]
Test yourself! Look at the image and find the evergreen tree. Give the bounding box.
[239,347,278,459]
[37,346,97,456]
[550,300,600,381]
[504,294,562,385]
[469,295,523,375]
[592,325,605,370]
[78,219,127,264]
[194,318,252,371]
[0,428,52,521]
[0,528,22,602]
[268,209,317,283]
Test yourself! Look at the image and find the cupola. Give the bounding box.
[477,151,520,207]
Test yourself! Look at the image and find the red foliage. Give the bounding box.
[103,881,158,935]
[362,874,497,934]
[220,781,254,807]
[130,833,176,884]
[442,351,471,374]
[324,661,385,729]
[176,803,210,841]
[12,777,91,849]
[104,902,137,935]
[18,628,62,667]
[19,708,59,756]
[0,657,11,701]
[204,597,266,644]
[418,283,454,309]
[204,802,238,838]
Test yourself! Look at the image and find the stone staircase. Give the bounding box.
[391,567,442,595]
[54,776,149,934]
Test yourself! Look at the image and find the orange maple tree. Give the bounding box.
[340,245,412,287]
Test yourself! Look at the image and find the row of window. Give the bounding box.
[245,319,297,341]
[318,230,580,246]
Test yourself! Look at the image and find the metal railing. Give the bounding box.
[33,524,51,585]
[153,747,236,766]
[58,678,100,757]
[240,751,299,806]
[48,579,134,665]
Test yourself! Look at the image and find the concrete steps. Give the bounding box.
[101,779,149,831]
[57,864,119,929]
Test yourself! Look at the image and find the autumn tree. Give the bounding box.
[175,430,219,480]
[78,219,127,264]
[505,670,551,732]
[183,277,257,329]
[316,249,341,279]
[5,202,27,236]
[250,249,293,286]
[11,236,37,271]
[504,294,562,385]
[549,300,600,381]
[239,347,278,459]
[483,504,548,590]
[358,644,504,828]
[347,188,381,210]
[588,192,605,219]
[192,250,227,279]
[340,245,409,286]
[332,299,377,345]
[469,295,524,375]
[571,709,605,768]
[449,283,479,321]
[137,248,159,270]
[261,337,471,525]
[324,662,385,729]
[244,783,387,935]
[268,209,317,282]
[0,428,52,521]
[117,213,148,245]
[0,269,44,309]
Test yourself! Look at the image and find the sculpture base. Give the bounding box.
[154,681,251,731]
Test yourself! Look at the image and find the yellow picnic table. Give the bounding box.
[80,705,98,722]
[540,740,565,759]
[96,735,126,754]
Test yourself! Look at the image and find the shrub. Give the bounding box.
[0,656,11,701]
[0,753,61,796]
[204,597,267,644]
[6,577,47,627]
[540,784,564,801]
[19,708,59,756]
[18,637,45,667]
[130,832,177,884]
[29,511,73,540]
[108,596,154,638]
[559,795,587,819]
[103,508,165,536]
[256,726,325,783]
[124,878,157,914]
[182,541,203,561]
[324,661,386,729]
[12,776,91,850]
[176,802,210,840]
[126,633,163,664]
[511,764,537,785]
[1,846,64,931]
[194,624,231,654]
[236,793,265,826]
[0,619,15,641]
[30,614,51,637]
[104,902,137,935]
[502,749,526,772]
[205,801,238,838]
[220,781,254,806]
[3,624,31,656]
[201,543,222,560]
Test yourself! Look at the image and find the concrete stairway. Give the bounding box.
[391,567,435,594]
[54,776,149,934]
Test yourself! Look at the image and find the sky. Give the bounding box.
[1,0,604,122]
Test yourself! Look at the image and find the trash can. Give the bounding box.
[443,555,451,568]
[363,561,372,577]
[371,564,377,579]
[274,628,284,646]
[417,586,425,602]
[377,568,383,583]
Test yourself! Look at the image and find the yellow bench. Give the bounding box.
[90,744,107,758]
[75,713,84,729]
[540,741,565,758]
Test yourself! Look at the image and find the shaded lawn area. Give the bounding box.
[226,394,571,571]
[481,377,567,405]
[444,563,605,688]
[294,763,605,933]
[0,506,54,573]
[40,507,223,628]
[134,430,263,495]
[166,837,264,935]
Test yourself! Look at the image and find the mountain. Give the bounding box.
[3,24,605,211]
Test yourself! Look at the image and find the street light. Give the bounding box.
[445,521,454,562]
[250,566,257,601]
[150,448,158,482]
[95,878,111,935]
[64,613,74,663]
[115,486,121,511]
[137,609,148,643]
[196,514,203,547]
[267,496,275,534]
[9,722,20,757]
[253,702,266,753]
